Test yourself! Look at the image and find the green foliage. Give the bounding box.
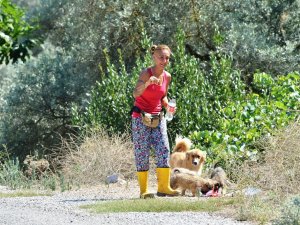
[166,28,245,151]
[273,195,300,225]
[72,28,300,167]
[71,30,153,133]
[0,42,92,158]
[0,156,69,191]
[188,0,300,75]
[0,0,40,64]
[17,0,300,77]
[0,158,24,189]
[167,29,245,141]
[1,0,300,163]
[190,72,300,165]
[0,145,9,164]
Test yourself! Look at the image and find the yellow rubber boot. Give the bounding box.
[137,171,155,199]
[156,168,180,197]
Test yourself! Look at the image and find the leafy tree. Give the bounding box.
[0,0,40,64]
[0,42,92,159]
[19,0,300,77]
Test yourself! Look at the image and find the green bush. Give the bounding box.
[72,28,300,167]
[0,0,40,64]
[0,42,93,158]
[273,195,300,225]
[0,156,66,191]
[167,28,245,142]
[190,72,300,165]
[0,158,24,189]
[71,30,153,134]
[2,0,300,162]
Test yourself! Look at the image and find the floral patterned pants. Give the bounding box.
[132,116,170,171]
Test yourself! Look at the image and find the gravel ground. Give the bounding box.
[0,181,256,225]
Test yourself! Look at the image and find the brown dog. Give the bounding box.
[170,168,220,197]
[170,136,206,176]
[209,167,232,195]
[23,155,50,178]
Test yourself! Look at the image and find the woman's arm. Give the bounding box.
[162,96,168,109]
[133,69,160,98]
[133,70,150,98]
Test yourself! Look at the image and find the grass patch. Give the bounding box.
[236,195,280,224]
[81,197,236,213]
[0,191,52,198]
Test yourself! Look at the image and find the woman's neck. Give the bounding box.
[151,66,164,78]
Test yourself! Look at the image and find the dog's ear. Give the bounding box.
[200,151,207,162]
[186,152,191,160]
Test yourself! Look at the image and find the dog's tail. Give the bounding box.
[173,136,192,152]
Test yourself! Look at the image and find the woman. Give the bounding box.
[131,44,178,198]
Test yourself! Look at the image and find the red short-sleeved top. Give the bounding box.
[132,68,167,118]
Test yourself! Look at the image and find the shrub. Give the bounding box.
[59,128,136,185]
[273,195,300,225]
[0,42,93,159]
[71,30,153,134]
[72,28,300,167]
[232,121,300,196]
[0,155,65,191]
[0,0,40,64]
[0,158,24,189]
[167,28,245,143]
[190,72,300,165]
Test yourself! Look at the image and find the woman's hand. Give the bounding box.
[145,76,160,87]
[167,104,177,115]
[133,70,161,98]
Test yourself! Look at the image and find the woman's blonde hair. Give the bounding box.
[150,44,171,55]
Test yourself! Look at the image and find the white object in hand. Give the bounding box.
[165,99,176,121]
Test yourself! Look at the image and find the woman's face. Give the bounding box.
[153,49,170,69]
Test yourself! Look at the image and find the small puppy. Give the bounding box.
[209,167,232,195]
[170,168,220,197]
[170,136,206,176]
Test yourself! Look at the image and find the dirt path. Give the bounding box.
[0,182,256,225]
